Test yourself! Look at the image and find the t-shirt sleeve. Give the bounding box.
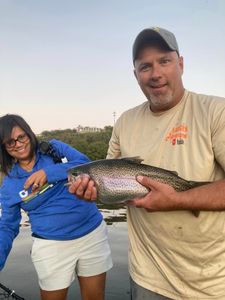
[106,119,122,159]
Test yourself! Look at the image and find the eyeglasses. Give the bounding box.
[3,133,29,148]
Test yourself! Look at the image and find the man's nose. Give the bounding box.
[150,64,162,79]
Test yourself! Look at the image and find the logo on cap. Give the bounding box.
[152,27,160,32]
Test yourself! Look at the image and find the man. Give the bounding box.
[70,27,225,299]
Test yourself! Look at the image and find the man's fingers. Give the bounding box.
[137,175,154,185]
[136,175,164,189]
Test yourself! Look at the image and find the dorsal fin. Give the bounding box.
[120,156,144,164]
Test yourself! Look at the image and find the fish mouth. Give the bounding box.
[68,173,91,182]
[68,174,78,182]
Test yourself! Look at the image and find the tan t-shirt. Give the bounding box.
[107,90,225,299]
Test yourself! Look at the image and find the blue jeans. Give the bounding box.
[130,277,172,300]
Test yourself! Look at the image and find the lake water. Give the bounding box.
[0,208,130,300]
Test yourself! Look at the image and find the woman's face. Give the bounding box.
[4,126,32,162]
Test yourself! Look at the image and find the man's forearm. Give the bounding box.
[133,176,225,212]
[177,179,225,211]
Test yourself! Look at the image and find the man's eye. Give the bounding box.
[140,65,151,72]
[161,59,170,65]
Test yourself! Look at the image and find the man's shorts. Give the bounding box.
[31,221,113,291]
[130,277,172,300]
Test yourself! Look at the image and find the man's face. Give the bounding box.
[134,46,184,113]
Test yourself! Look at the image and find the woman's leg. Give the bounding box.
[31,239,74,300]
[78,272,106,300]
[40,287,69,300]
[76,222,112,300]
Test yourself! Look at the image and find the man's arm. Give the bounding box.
[129,176,225,212]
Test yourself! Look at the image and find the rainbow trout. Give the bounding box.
[69,157,207,217]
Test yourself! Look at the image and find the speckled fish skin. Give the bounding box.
[68,158,207,216]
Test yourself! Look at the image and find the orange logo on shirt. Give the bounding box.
[165,125,188,145]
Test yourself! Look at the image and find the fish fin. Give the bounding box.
[120,156,144,164]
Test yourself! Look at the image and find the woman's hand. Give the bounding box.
[68,174,97,201]
[24,169,47,192]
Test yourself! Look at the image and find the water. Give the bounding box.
[0,208,130,300]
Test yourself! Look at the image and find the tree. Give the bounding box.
[38,126,113,160]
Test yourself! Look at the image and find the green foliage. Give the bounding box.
[0,172,3,186]
[38,126,113,161]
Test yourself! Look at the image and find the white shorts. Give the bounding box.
[31,221,113,291]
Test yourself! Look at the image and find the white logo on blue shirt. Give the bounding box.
[19,190,29,198]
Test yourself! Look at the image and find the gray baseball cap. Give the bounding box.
[132,27,179,62]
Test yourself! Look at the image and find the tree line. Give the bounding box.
[39,126,113,161]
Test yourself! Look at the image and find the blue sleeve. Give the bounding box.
[43,139,90,183]
[0,184,21,270]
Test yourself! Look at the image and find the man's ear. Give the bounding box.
[133,68,138,81]
[179,56,184,74]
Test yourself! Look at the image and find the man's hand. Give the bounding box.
[68,174,97,201]
[128,175,179,212]
[24,169,47,192]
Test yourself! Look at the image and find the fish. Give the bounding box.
[68,157,208,217]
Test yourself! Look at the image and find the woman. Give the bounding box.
[0,114,112,300]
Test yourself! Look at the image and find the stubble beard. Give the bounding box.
[148,90,174,112]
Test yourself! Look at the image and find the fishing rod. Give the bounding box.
[0,283,25,300]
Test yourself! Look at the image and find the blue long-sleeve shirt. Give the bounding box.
[0,139,102,270]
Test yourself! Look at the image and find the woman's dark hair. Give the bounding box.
[0,114,38,175]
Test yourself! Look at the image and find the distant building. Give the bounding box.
[76,125,102,133]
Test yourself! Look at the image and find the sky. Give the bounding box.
[0,0,225,134]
